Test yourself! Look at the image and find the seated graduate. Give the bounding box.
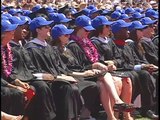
[50,24,101,119]
[140,17,158,66]
[128,20,158,116]
[66,15,134,120]
[90,16,135,120]
[8,16,57,120]
[24,16,82,120]
[108,19,158,119]
[1,20,31,119]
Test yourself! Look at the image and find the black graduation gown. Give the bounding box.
[140,38,158,66]
[107,39,157,115]
[128,41,159,106]
[152,35,159,50]
[1,78,25,116]
[9,41,56,120]
[91,38,140,98]
[54,46,100,117]
[1,46,25,116]
[25,41,82,120]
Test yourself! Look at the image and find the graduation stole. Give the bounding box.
[1,43,13,77]
[71,35,99,63]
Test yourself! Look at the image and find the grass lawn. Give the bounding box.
[135,118,151,120]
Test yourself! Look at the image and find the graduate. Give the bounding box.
[1,20,29,119]
[128,20,159,116]
[25,16,82,120]
[51,24,101,119]
[140,17,158,66]
[67,15,134,120]
[8,16,57,120]
[90,16,134,120]
[109,19,158,119]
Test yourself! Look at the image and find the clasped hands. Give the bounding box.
[142,64,158,72]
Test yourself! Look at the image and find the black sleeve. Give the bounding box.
[141,41,158,66]
[107,40,125,68]
[1,78,9,86]
[92,39,112,61]
[67,42,92,70]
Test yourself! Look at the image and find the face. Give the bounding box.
[118,27,129,39]
[2,31,15,46]
[59,34,70,46]
[102,25,111,37]
[37,25,51,39]
[136,29,144,40]
[142,25,155,38]
[77,28,90,39]
[14,24,29,41]
[66,12,72,19]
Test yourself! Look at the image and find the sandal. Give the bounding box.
[113,103,135,112]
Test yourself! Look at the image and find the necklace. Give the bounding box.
[1,43,13,77]
[71,35,99,63]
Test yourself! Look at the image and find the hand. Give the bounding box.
[92,62,108,72]
[108,64,117,72]
[84,69,101,77]
[84,70,96,77]
[147,64,158,72]
[15,79,30,89]
[16,86,27,92]
[42,73,55,81]
[57,74,78,83]
[105,60,115,65]
[142,64,158,72]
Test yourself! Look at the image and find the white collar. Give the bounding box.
[30,38,48,47]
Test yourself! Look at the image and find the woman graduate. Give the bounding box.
[67,15,134,120]
[90,16,134,120]
[51,24,102,119]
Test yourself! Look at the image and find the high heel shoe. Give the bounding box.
[113,103,135,112]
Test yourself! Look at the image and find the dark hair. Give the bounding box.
[72,26,81,35]
[129,29,145,54]
[129,29,138,42]
[31,30,38,38]
[49,38,61,46]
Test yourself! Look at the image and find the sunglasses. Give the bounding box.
[84,29,90,32]
[64,34,70,37]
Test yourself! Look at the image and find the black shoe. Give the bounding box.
[113,103,135,112]
[146,110,159,119]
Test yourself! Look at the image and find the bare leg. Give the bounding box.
[97,81,117,120]
[112,76,123,119]
[1,111,23,120]
[101,73,124,104]
[120,77,134,120]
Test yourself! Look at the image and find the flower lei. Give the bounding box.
[1,43,13,77]
[71,35,99,63]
